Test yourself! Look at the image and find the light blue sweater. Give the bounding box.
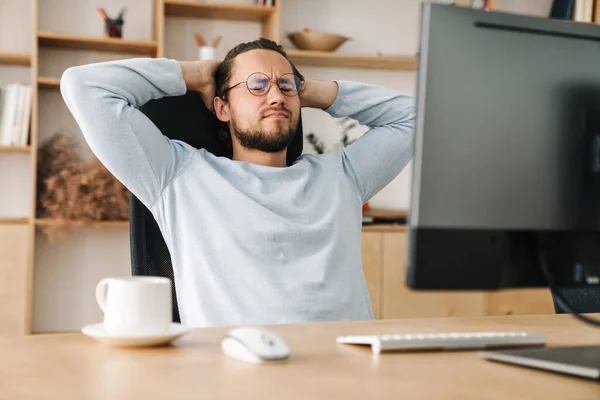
[60,57,415,328]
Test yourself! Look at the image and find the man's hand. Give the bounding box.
[299,78,339,110]
[178,60,220,112]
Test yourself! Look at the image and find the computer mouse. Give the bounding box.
[221,326,290,363]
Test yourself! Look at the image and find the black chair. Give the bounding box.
[129,91,304,323]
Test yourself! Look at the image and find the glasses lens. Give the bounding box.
[247,73,270,95]
[279,74,301,96]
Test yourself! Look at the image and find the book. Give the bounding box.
[549,0,576,20]
[0,83,32,147]
[584,0,594,22]
[0,84,18,146]
[573,0,594,22]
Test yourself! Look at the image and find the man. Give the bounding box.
[61,38,415,328]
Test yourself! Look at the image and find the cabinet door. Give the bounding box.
[361,232,382,319]
[0,224,29,335]
[381,232,486,319]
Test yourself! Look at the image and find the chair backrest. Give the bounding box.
[129,91,303,322]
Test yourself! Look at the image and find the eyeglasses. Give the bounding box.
[223,72,302,97]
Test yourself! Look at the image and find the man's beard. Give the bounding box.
[231,113,299,153]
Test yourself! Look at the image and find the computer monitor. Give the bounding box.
[407,3,600,294]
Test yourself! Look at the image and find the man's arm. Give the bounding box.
[302,79,415,203]
[60,58,217,208]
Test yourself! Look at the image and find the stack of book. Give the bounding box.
[0,83,32,147]
[550,0,600,22]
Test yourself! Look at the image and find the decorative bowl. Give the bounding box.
[287,29,351,52]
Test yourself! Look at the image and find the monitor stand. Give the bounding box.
[479,346,600,381]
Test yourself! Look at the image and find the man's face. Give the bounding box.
[216,49,301,153]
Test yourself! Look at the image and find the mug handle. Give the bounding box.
[95,278,111,313]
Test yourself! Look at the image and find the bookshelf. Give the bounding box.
[286,50,417,71]
[162,0,415,71]
[164,0,276,21]
[37,77,60,90]
[0,218,29,225]
[0,146,32,153]
[0,53,32,66]
[35,219,129,228]
[0,0,442,335]
[38,32,159,56]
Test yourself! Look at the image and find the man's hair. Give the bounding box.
[214,37,304,147]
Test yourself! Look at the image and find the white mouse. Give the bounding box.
[221,326,289,363]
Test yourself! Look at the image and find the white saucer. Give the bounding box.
[81,323,192,348]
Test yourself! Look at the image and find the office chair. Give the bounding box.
[129,91,304,323]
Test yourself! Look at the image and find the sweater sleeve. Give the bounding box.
[60,57,191,208]
[324,81,415,203]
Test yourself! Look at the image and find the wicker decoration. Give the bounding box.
[36,133,129,236]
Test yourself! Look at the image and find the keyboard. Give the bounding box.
[336,332,547,354]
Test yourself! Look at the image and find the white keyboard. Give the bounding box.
[336,332,547,354]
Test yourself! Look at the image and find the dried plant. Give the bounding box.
[36,133,129,237]
[305,132,326,154]
[306,117,358,154]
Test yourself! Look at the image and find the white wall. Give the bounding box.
[0,0,556,332]
[32,228,131,332]
[0,0,32,218]
[281,0,419,210]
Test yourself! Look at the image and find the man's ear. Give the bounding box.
[214,97,231,123]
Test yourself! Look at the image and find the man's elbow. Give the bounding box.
[60,66,82,103]
[60,65,100,112]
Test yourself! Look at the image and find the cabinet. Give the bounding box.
[0,224,30,335]
[361,229,556,319]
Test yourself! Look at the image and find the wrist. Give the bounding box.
[178,61,212,92]
[179,61,198,91]
[300,79,338,109]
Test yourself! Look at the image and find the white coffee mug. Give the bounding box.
[198,46,216,60]
[95,276,172,336]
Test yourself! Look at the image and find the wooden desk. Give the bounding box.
[2,315,599,399]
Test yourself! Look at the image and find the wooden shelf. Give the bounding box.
[0,146,31,153]
[164,0,275,21]
[0,218,29,225]
[286,50,417,71]
[38,77,60,90]
[0,52,31,66]
[363,208,408,219]
[35,219,129,228]
[362,208,407,232]
[362,224,407,233]
[38,32,158,56]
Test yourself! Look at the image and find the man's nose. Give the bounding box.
[266,83,285,106]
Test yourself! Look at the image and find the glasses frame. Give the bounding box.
[222,72,303,98]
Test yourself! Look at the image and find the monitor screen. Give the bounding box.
[407,4,600,292]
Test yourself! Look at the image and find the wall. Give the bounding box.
[0,0,32,219]
[0,0,555,332]
[33,227,131,332]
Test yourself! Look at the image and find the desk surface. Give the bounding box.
[3,314,600,399]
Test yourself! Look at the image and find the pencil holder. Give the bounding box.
[104,19,123,38]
